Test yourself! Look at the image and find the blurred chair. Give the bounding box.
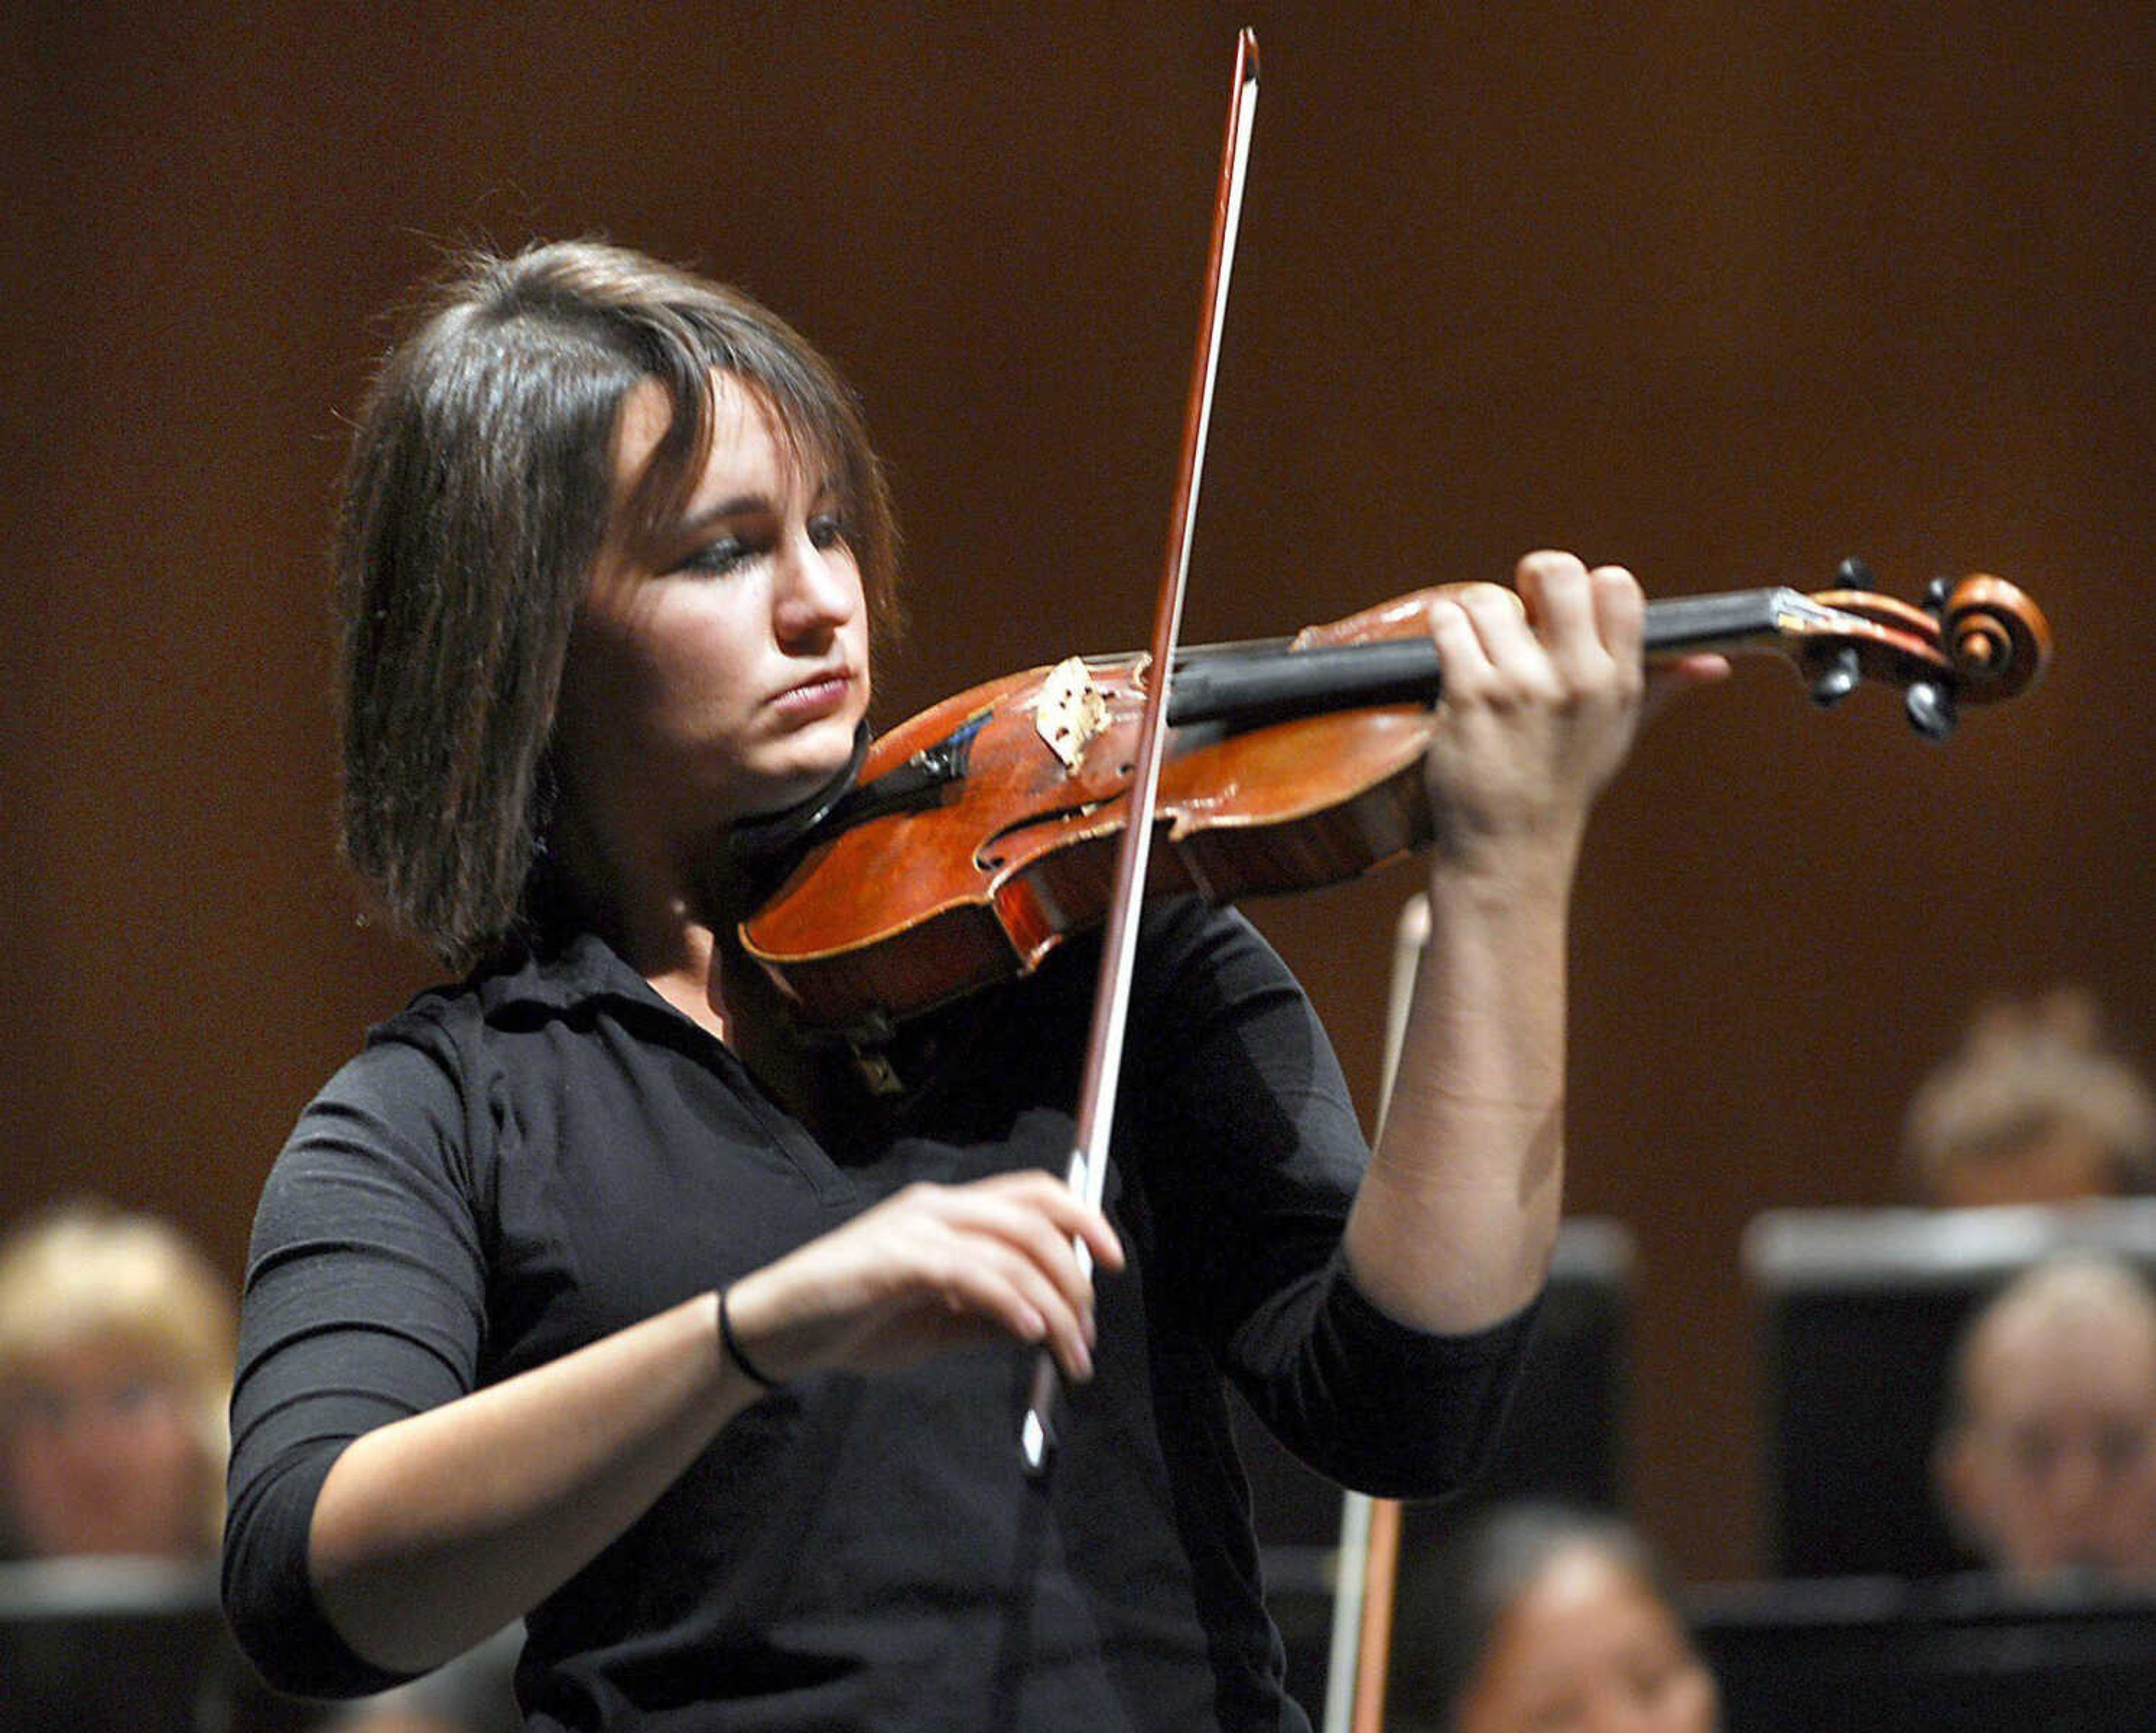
[1688,1572,2156,1732]
[0,1554,318,1733]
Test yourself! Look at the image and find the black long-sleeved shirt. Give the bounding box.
[225,897,1537,1730]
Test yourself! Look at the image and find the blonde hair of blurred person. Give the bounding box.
[1389,1503,1720,1733]
[0,1200,234,1559]
[1905,989,2156,1207]
[1935,1253,2156,1583]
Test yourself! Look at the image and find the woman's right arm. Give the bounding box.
[226,1045,1119,1688]
[302,1284,750,1675]
[305,1174,1121,1676]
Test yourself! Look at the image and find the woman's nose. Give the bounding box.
[772,528,856,643]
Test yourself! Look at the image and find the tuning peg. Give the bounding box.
[1921,576,1953,615]
[1904,681,1958,741]
[1835,555,1876,589]
[1809,645,1863,708]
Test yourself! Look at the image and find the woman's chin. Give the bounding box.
[743,749,859,820]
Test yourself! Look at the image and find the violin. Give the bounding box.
[739,558,2050,1039]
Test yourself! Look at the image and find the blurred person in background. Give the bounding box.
[0,1201,516,1731]
[1387,1502,1720,1733]
[1935,1252,2156,1584]
[1904,989,2156,1208]
[0,1199,232,1561]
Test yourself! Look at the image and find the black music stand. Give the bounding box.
[1688,1572,2156,1732]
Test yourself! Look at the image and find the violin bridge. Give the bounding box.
[1030,655,1111,774]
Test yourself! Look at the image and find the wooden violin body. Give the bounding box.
[743,652,1439,1035]
[740,567,2050,1037]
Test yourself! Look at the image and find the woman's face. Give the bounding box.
[1456,1544,1720,1733]
[553,369,871,847]
[2,1334,211,1558]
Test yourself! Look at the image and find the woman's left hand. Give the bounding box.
[1418,550,1724,875]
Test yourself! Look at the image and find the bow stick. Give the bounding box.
[1021,28,1261,1474]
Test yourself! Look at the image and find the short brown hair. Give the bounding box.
[336,240,899,969]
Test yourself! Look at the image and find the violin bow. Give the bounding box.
[1021,28,1261,1475]
[1325,891,1429,1732]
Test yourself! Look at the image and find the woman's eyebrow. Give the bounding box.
[669,472,841,539]
[675,492,772,535]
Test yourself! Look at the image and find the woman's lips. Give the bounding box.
[770,668,854,719]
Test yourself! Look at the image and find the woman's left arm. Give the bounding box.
[1344,551,1721,1333]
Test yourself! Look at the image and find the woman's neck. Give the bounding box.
[551,805,744,1041]
[558,819,872,1136]
[641,924,730,1042]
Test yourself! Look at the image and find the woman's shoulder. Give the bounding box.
[360,928,650,1054]
[998,896,1291,1042]
[282,936,618,1141]
[269,938,644,1211]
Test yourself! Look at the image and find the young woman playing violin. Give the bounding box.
[222,239,1724,1732]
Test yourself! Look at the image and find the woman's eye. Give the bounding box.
[677,536,753,576]
[808,513,848,551]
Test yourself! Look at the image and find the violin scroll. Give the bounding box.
[1797,557,2050,741]
[1931,572,2050,697]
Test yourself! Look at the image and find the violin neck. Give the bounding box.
[1166,587,1798,730]
[1166,639,1441,728]
[1640,587,1813,655]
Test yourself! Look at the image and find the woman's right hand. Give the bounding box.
[720,1171,1125,1387]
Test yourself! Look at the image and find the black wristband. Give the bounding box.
[719,1285,784,1390]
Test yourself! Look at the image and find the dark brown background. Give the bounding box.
[6,4,2150,1584]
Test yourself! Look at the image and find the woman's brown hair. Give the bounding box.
[336,239,898,969]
